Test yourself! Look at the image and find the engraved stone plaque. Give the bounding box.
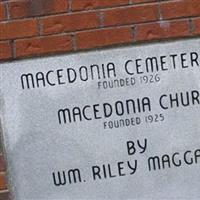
[0,39,200,200]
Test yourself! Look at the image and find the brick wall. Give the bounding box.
[0,0,200,199]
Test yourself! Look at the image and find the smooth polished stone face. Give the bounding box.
[1,38,200,200]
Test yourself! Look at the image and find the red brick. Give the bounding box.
[192,18,200,35]
[131,0,156,4]
[76,27,132,50]
[15,34,72,58]
[9,0,68,19]
[0,2,6,21]
[135,20,190,41]
[0,191,10,200]
[0,155,6,172]
[0,41,12,60]
[0,173,7,190]
[103,4,158,27]
[41,12,99,35]
[0,19,38,40]
[160,0,200,20]
[71,0,129,11]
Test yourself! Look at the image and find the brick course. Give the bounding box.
[15,34,72,57]
[76,26,133,49]
[8,0,69,19]
[160,0,200,20]
[41,11,100,35]
[0,0,199,61]
[0,2,6,21]
[71,0,129,11]
[0,19,38,40]
[0,173,7,190]
[102,4,158,27]
[135,19,190,41]
[0,41,12,59]
[192,17,200,35]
